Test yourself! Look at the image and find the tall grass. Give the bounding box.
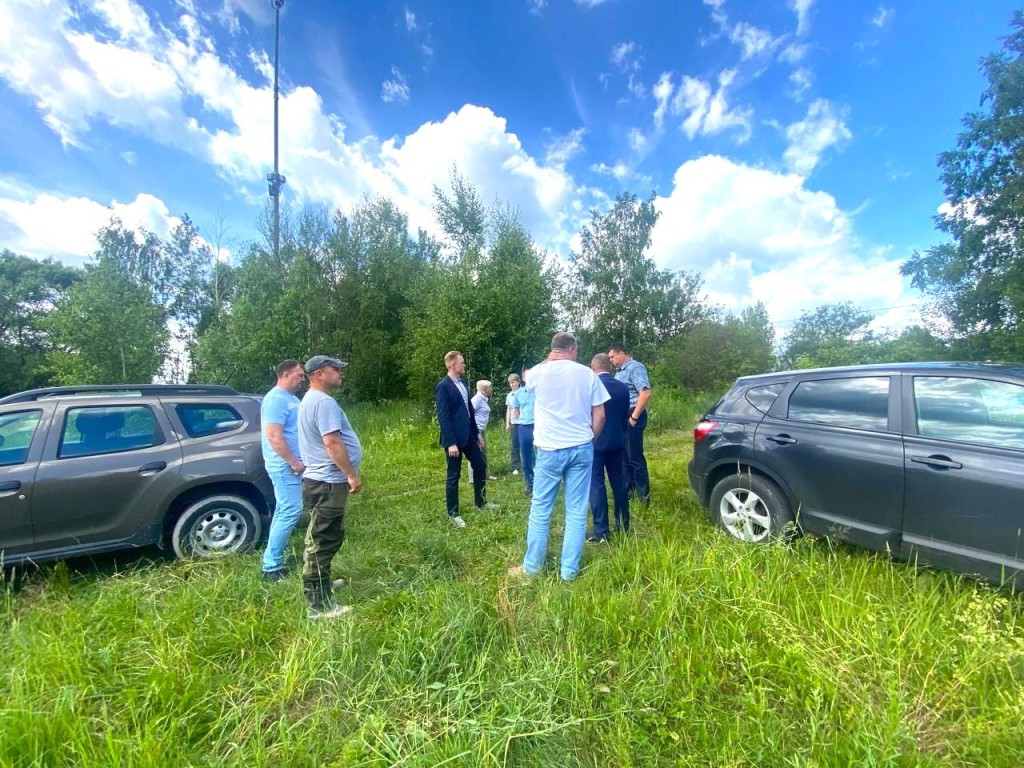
[1,390,1022,766]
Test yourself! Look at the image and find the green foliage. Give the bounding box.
[903,11,1024,361]
[194,200,437,398]
[780,302,951,370]
[0,251,80,396]
[402,182,557,401]
[656,303,776,390]
[43,222,171,384]
[1,392,1022,766]
[564,192,706,362]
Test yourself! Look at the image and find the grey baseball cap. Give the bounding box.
[304,355,348,374]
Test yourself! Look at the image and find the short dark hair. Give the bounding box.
[608,342,628,354]
[276,359,302,378]
[551,332,577,351]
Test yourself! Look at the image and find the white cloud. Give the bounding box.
[627,127,647,153]
[871,6,893,28]
[575,0,611,7]
[789,67,813,99]
[649,155,913,327]
[671,69,752,143]
[217,0,274,32]
[378,105,580,251]
[381,66,410,104]
[590,162,631,180]
[783,98,851,175]
[652,72,674,129]
[789,0,814,36]
[545,128,587,168]
[528,0,547,13]
[121,150,138,165]
[611,42,638,71]
[404,6,417,31]
[0,185,185,264]
[729,22,779,60]
[779,43,809,64]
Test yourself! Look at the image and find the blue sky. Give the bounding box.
[0,0,1018,331]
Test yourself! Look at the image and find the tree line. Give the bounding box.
[4,11,1024,400]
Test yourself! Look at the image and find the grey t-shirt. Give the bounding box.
[298,389,363,483]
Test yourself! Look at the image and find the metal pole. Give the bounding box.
[268,0,286,262]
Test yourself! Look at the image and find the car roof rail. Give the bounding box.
[0,384,240,405]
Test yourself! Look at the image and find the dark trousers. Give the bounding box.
[301,479,349,609]
[509,423,521,470]
[446,438,486,517]
[590,447,628,539]
[517,423,535,489]
[625,411,651,505]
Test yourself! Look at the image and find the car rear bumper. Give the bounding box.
[687,458,705,505]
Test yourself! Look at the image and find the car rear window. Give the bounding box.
[176,404,244,438]
[60,406,161,458]
[787,376,890,431]
[914,376,1024,449]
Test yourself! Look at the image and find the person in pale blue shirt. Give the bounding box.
[260,360,306,580]
[511,366,536,495]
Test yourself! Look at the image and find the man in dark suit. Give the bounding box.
[434,350,491,528]
[588,353,630,542]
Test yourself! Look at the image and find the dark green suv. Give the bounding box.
[0,385,273,567]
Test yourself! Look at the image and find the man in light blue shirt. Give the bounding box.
[260,360,306,580]
[298,355,363,620]
[609,342,652,505]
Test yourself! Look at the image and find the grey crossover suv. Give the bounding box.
[688,363,1024,588]
[0,384,273,567]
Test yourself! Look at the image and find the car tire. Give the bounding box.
[171,494,263,559]
[709,472,794,544]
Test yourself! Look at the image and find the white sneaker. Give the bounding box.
[451,515,467,529]
[331,578,345,590]
[512,470,520,476]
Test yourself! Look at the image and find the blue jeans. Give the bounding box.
[523,442,594,581]
[518,423,535,489]
[262,467,303,572]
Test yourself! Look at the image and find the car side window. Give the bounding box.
[59,406,161,458]
[914,376,1024,450]
[787,376,890,431]
[0,410,43,466]
[176,404,244,438]
[745,383,785,414]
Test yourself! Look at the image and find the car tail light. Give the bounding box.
[694,419,718,443]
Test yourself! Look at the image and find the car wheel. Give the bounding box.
[171,494,263,559]
[710,473,794,544]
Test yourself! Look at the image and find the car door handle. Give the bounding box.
[138,461,167,476]
[765,434,797,445]
[910,455,963,470]
[0,480,21,495]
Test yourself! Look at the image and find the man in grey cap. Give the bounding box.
[297,355,363,620]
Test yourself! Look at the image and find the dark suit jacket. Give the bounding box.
[434,376,479,448]
[595,372,629,453]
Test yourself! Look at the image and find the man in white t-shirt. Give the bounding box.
[509,332,609,581]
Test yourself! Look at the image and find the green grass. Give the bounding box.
[2,391,1023,766]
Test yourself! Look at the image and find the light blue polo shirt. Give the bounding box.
[260,386,301,473]
[511,385,536,425]
[615,358,651,409]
